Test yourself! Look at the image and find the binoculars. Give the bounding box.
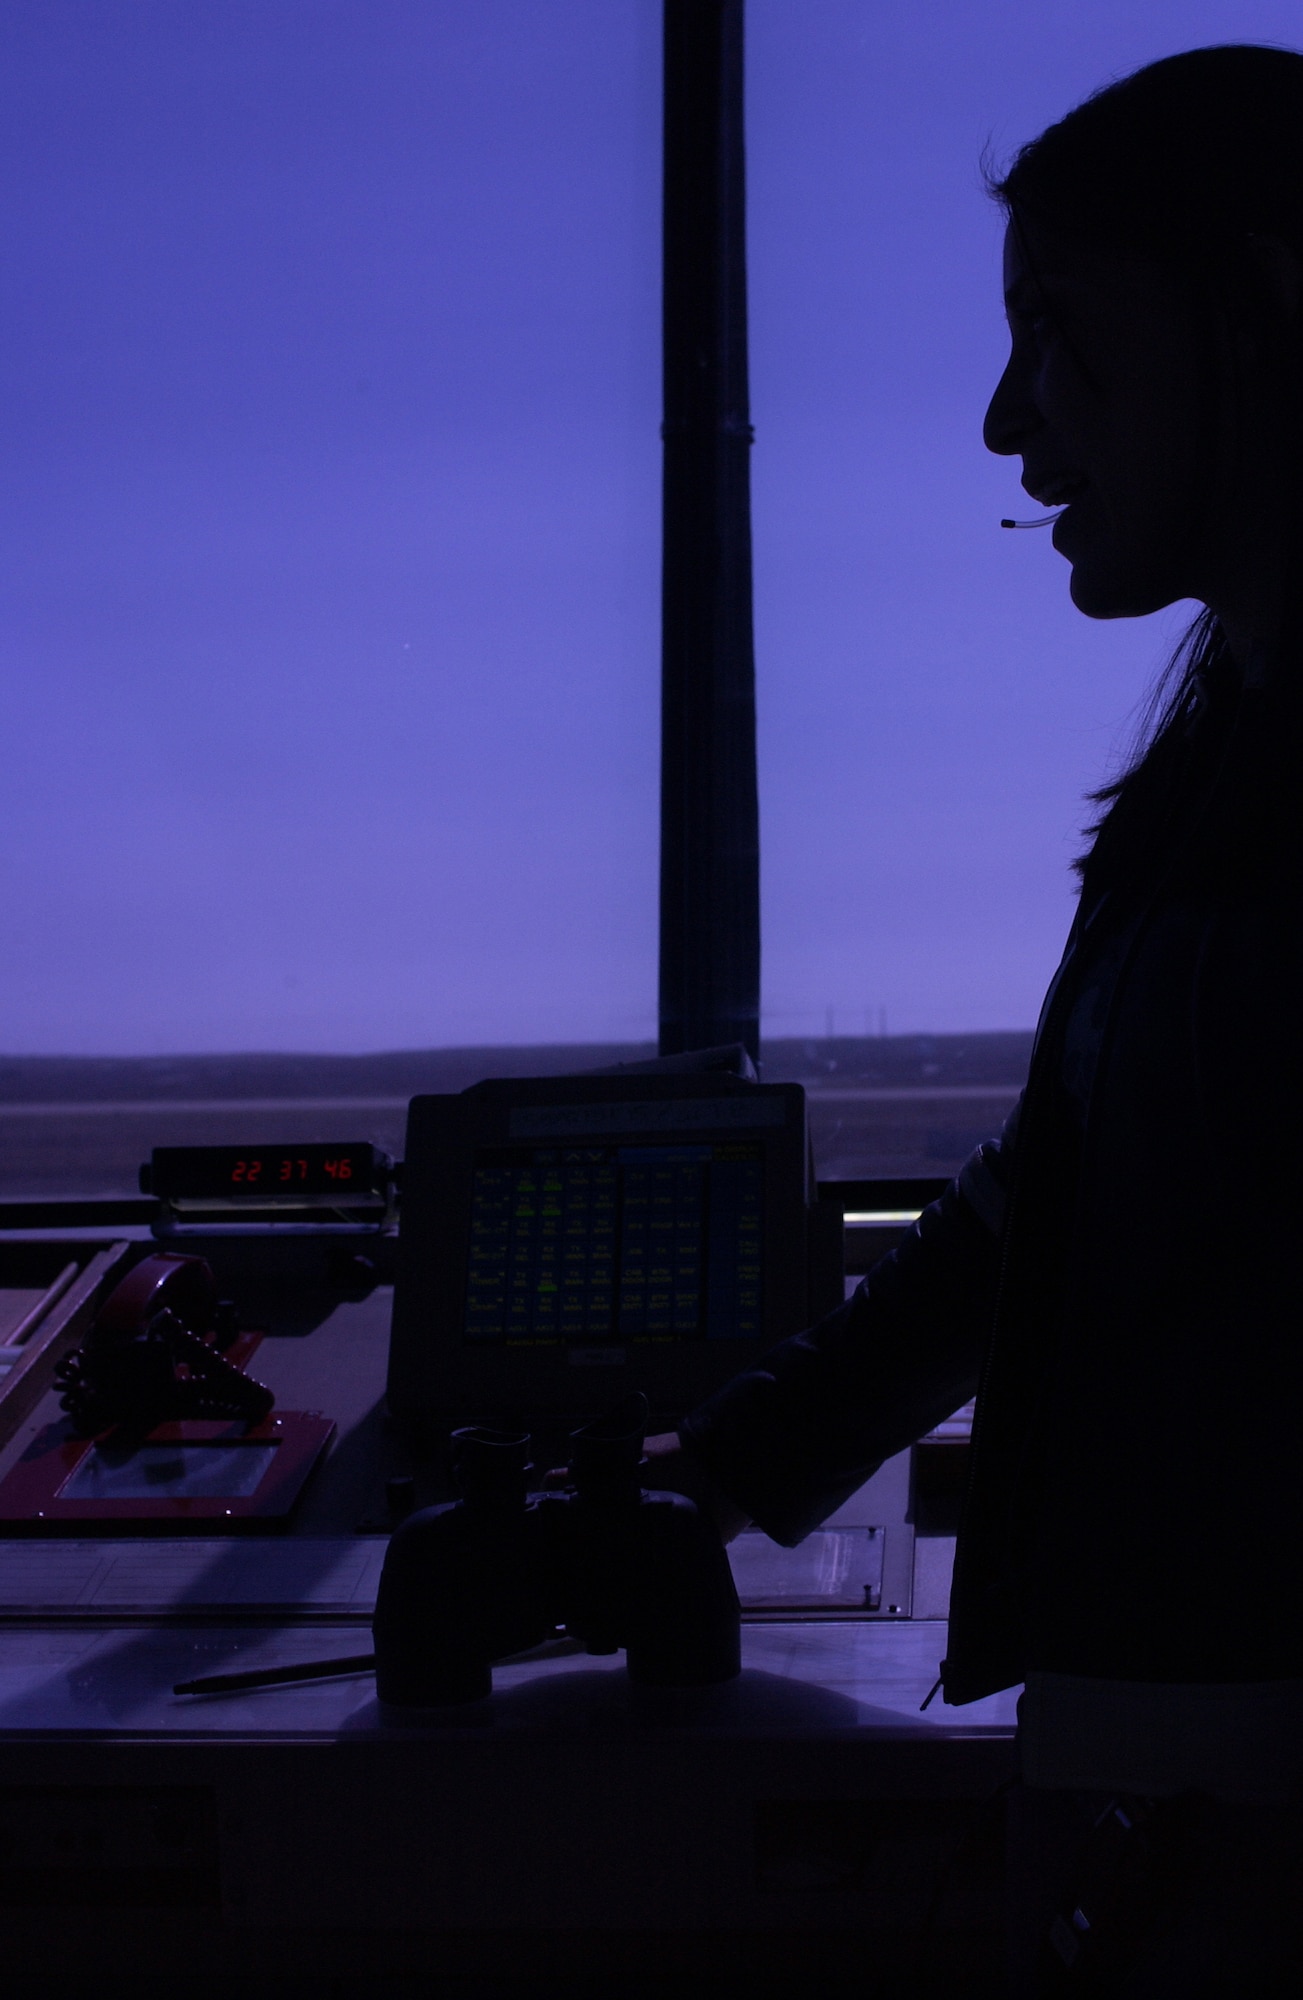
[372,1392,741,1705]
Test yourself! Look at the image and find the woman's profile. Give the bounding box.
[634,41,1303,1995]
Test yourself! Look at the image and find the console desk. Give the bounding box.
[0,1240,1016,1998]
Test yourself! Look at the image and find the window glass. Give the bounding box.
[0,1,659,1196]
[748,0,1303,1176]
[3,4,1300,1196]
[0,1,660,1065]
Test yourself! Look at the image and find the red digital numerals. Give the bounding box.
[229,1153,355,1190]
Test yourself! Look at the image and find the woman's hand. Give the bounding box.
[541,1430,753,1544]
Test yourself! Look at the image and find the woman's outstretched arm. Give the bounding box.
[672,1108,1021,1546]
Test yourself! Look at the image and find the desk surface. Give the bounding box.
[0,1264,1016,1994]
[0,1589,1016,1739]
[0,1273,1015,1744]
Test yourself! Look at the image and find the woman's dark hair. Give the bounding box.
[984,44,1303,877]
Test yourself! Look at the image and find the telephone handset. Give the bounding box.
[0,1252,335,1529]
[53,1253,273,1435]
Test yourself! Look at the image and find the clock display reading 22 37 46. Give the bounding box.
[141,1143,392,1207]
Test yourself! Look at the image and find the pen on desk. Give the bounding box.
[174,1652,376,1696]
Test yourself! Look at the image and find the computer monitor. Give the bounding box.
[387,1072,822,1442]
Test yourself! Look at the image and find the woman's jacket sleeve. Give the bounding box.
[675,1100,1020,1547]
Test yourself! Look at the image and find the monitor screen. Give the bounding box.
[464,1141,762,1344]
[387,1073,815,1434]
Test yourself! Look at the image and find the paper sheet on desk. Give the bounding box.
[0,1539,386,1616]
[728,1528,883,1610]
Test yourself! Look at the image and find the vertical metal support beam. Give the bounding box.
[658,0,760,1064]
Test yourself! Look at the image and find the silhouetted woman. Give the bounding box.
[641,43,1303,1995]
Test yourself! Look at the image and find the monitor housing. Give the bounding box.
[388,1073,829,1444]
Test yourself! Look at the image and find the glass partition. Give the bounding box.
[3,2,1298,1192]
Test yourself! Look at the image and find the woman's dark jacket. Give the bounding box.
[679,663,1303,1704]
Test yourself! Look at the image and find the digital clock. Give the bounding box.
[141,1143,393,1208]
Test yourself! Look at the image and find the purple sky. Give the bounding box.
[2,1,1300,1054]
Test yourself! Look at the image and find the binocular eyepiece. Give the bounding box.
[449,1389,650,1505]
